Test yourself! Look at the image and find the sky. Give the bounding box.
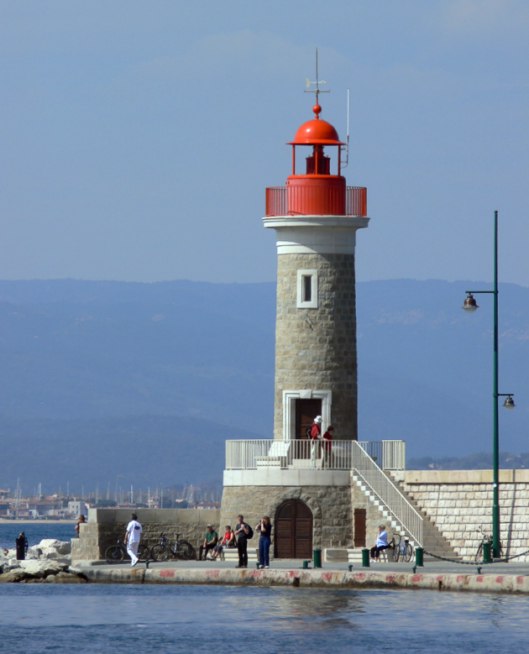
[1,0,528,287]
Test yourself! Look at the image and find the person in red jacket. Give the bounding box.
[322,425,334,468]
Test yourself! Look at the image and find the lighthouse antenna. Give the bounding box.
[342,89,350,169]
[305,47,330,106]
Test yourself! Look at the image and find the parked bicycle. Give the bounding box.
[390,533,414,562]
[150,532,197,562]
[104,539,150,564]
[474,526,503,562]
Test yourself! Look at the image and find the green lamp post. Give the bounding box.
[463,210,515,559]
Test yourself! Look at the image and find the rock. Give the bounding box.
[0,558,73,583]
[0,543,77,583]
[0,569,28,583]
[37,539,71,555]
[44,570,88,583]
[26,539,71,563]
[19,560,66,577]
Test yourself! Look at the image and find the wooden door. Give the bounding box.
[275,499,313,559]
[295,399,322,440]
[354,508,367,547]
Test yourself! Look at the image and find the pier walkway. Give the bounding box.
[71,557,529,594]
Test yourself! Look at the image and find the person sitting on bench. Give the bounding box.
[210,525,236,561]
[370,524,390,561]
[199,524,218,560]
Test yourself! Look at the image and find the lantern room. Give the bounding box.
[265,101,367,218]
[289,102,344,176]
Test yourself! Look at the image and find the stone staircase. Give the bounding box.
[352,471,460,561]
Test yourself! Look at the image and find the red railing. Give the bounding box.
[265,186,367,217]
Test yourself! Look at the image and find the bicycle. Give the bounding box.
[392,533,414,562]
[150,532,197,562]
[474,526,503,562]
[104,538,150,564]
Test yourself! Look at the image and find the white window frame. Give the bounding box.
[297,269,318,309]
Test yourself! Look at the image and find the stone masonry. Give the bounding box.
[72,507,219,561]
[220,483,353,549]
[274,252,358,440]
[394,469,529,562]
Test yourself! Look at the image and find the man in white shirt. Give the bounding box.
[124,512,143,567]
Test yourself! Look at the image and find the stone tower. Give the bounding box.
[264,95,369,442]
[219,86,371,558]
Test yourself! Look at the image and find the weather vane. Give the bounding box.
[305,47,330,105]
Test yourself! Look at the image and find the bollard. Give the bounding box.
[415,547,424,567]
[362,548,370,568]
[348,564,353,572]
[482,541,492,564]
[313,548,322,569]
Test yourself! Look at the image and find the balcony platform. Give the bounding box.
[223,468,352,487]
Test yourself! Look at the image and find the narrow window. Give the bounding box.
[297,269,318,309]
[303,275,312,303]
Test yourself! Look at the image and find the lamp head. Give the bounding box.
[503,395,515,409]
[463,293,479,311]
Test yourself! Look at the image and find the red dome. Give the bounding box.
[289,118,343,146]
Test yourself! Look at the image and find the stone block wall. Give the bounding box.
[71,507,220,561]
[220,483,353,549]
[274,252,358,439]
[395,470,529,561]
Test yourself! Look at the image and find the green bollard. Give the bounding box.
[482,541,492,564]
[313,548,322,569]
[362,548,370,567]
[415,547,424,567]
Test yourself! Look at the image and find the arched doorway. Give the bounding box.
[274,499,313,559]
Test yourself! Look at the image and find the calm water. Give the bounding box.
[0,522,75,550]
[0,584,528,653]
[2,524,528,652]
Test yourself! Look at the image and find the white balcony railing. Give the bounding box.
[225,439,406,471]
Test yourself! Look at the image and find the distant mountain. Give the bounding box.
[0,279,527,494]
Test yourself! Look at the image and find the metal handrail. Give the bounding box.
[351,441,423,545]
[265,186,367,217]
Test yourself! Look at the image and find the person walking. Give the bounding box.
[124,512,143,567]
[256,516,272,569]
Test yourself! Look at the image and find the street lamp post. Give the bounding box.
[462,210,514,559]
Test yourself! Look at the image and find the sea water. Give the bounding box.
[0,520,76,549]
[2,523,529,653]
[0,522,75,550]
[0,583,528,653]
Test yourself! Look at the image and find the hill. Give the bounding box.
[0,278,527,494]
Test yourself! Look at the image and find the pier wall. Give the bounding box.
[71,508,219,561]
[394,470,529,561]
[72,470,529,563]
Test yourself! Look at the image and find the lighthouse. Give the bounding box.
[220,81,371,558]
[264,91,369,443]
